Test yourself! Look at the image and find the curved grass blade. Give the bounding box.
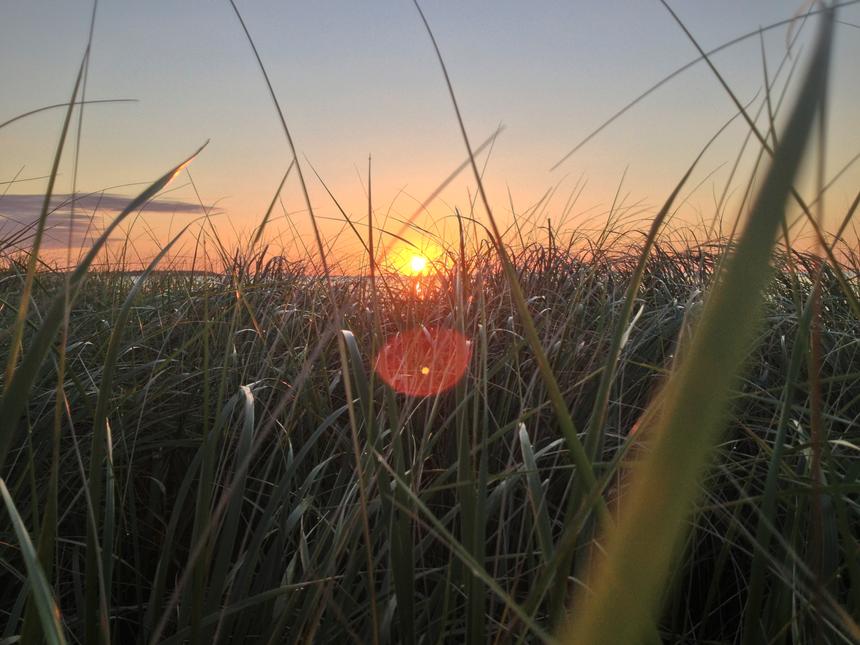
[549,0,857,170]
[3,55,86,389]
[225,3,381,638]
[0,99,136,131]
[203,384,257,636]
[0,479,67,645]
[341,330,371,430]
[560,9,834,643]
[658,0,860,323]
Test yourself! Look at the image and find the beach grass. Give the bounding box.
[1,3,859,644]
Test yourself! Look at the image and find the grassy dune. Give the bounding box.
[2,3,859,644]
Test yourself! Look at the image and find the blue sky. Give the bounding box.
[2,1,859,264]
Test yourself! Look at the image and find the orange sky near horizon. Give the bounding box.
[2,1,859,271]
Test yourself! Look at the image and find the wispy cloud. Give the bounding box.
[0,193,215,250]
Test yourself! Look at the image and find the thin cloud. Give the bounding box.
[0,192,216,250]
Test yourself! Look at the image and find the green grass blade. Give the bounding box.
[161,579,338,645]
[341,331,371,433]
[0,479,67,645]
[142,450,204,640]
[380,459,557,644]
[204,384,257,633]
[410,0,607,531]
[742,290,815,642]
[3,56,85,389]
[518,423,554,564]
[560,9,834,643]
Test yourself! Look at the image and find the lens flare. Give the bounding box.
[374,326,471,396]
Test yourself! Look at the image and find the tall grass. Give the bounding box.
[1,230,857,642]
[1,3,859,644]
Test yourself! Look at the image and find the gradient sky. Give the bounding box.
[2,1,859,267]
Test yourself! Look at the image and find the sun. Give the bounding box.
[383,243,443,277]
[408,254,428,275]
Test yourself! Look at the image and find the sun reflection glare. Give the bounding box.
[374,327,471,396]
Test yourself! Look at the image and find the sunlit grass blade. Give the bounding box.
[560,8,834,643]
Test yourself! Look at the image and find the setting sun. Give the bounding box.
[383,242,445,277]
[408,254,428,275]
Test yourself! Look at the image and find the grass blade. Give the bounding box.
[742,290,815,642]
[518,423,554,563]
[560,8,834,643]
[0,479,67,645]
[411,0,607,531]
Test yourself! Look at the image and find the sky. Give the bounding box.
[2,1,859,269]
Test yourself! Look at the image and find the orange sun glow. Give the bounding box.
[384,243,443,276]
[408,254,428,275]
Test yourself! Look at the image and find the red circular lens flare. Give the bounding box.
[374,327,471,396]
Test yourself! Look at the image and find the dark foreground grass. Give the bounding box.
[0,235,857,643]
